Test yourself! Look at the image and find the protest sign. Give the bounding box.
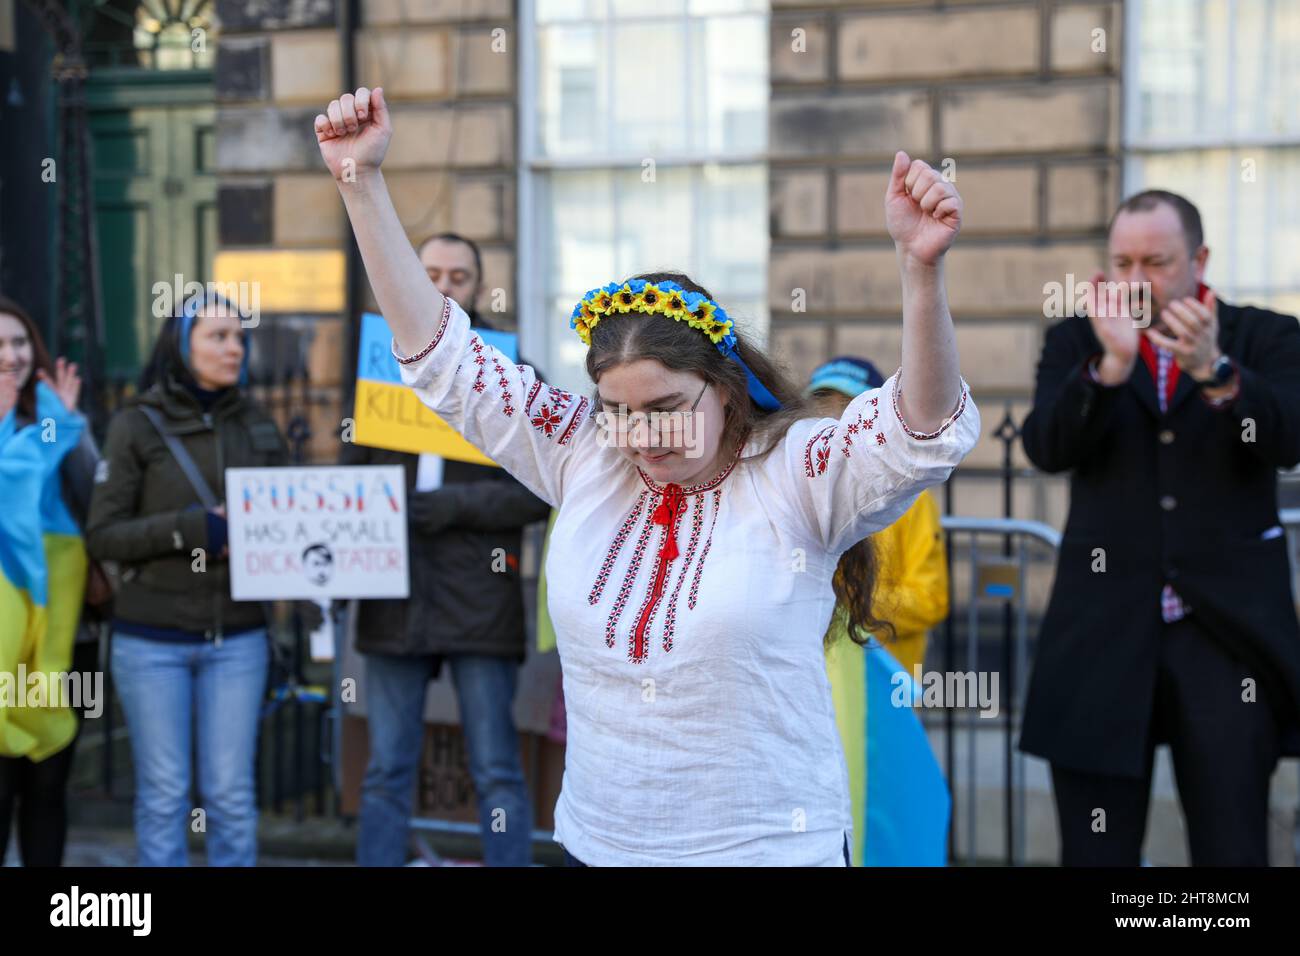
[352,311,517,466]
[227,465,409,600]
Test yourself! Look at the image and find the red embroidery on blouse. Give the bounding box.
[635,446,740,497]
[891,369,969,440]
[662,493,707,649]
[492,356,514,416]
[394,296,453,365]
[841,407,880,460]
[841,414,858,459]
[604,509,656,651]
[469,337,488,393]
[531,404,564,437]
[558,398,589,446]
[686,488,723,611]
[586,448,740,662]
[522,381,586,445]
[627,483,689,662]
[589,492,648,608]
[803,424,835,477]
[526,382,568,418]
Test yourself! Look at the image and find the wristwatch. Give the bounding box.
[1192,353,1235,388]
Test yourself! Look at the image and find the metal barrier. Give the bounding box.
[934,508,1300,867]
[1286,507,1300,868]
[933,517,1059,866]
[1283,508,1300,608]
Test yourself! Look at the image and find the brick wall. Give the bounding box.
[768,0,1124,527]
[215,0,516,460]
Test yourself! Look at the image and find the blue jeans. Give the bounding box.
[110,631,268,867]
[358,653,532,866]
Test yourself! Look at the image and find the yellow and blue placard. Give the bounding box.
[352,311,517,467]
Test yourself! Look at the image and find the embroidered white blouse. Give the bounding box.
[393,296,981,866]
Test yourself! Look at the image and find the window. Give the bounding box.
[1124,0,1300,316]
[519,0,769,395]
[82,0,217,71]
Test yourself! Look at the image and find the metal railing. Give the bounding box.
[933,506,1300,866]
[933,517,1058,866]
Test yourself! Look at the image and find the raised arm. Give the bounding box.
[315,89,598,506]
[885,151,966,433]
[314,87,445,359]
[769,152,979,555]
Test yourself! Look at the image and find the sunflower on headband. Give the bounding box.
[569,279,735,348]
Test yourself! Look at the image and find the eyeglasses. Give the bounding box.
[600,379,709,436]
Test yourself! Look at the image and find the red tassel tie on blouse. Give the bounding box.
[629,482,687,661]
[650,483,686,561]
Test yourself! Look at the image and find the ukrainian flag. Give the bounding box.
[826,619,951,866]
[0,381,88,761]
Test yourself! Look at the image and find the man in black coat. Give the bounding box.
[1020,190,1300,866]
[346,233,552,866]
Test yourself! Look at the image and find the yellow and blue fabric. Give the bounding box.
[825,489,951,865]
[826,628,950,866]
[0,381,89,761]
[571,279,782,412]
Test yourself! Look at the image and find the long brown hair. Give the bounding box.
[584,271,895,648]
[0,294,56,422]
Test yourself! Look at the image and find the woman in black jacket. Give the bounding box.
[86,292,288,866]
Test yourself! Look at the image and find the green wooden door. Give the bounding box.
[87,71,215,383]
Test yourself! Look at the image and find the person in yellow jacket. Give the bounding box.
[809,356,951,864]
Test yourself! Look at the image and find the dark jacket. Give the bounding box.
[1018,300,1300,777]
[345,321,552,659]
[342,446,551,659]
[85,374,289,639]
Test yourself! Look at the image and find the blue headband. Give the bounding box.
[718,336,782,412]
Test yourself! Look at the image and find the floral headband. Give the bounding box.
[570,278,781,412]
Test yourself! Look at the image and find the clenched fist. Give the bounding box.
[315,87,392,182]
[885,151,963,266]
